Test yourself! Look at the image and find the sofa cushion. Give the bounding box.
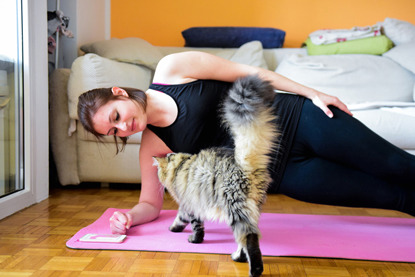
[68,53,152,120]
[354,108,415,150]
[77,141,141,183]
[382,41,415,101]
[383,41,415,75]
[275,54,414,105]
[80,37,164,70]
[382,18,415,46]
[220,41,268,69]
[182,27,285,48]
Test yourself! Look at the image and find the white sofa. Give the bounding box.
[50,31,415,186]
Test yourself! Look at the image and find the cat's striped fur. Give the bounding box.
[153,75,280,277]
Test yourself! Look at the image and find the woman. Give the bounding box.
[78,51,415,234]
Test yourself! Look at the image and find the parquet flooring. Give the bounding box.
[0,185,414,276]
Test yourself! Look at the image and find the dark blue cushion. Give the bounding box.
[182,27,286,48]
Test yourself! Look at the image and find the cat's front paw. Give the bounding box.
[169,224,186,232]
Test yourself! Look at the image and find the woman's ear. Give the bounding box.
[111,87,129,97]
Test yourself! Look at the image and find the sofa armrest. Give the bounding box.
[49,68,81,185]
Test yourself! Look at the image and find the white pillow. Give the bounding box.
[382,18,415,46]
[275,54,414,105]
[80,37,164,70]
[227,41,268,69]
[68,53,152,120]
[383,41,415,74]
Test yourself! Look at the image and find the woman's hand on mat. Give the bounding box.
[110,211,132,234]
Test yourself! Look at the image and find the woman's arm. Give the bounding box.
[154,51,352,118]
[110,129,171,234]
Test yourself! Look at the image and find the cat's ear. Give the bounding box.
[152,157,160,167]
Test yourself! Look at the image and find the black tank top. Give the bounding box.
[148,79,305,191]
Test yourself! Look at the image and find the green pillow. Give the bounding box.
[305,35,393,55]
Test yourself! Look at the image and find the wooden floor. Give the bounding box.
[0,185,414,277]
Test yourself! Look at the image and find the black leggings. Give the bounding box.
[279,100,415,216]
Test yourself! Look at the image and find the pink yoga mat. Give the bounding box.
[66,208,415,262]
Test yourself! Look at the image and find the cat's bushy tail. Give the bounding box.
[223,75,279,182]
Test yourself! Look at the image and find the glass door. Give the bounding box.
[0,0,48,220]
[0,0,24,198]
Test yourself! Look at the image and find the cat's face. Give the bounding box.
[152,153,192,191]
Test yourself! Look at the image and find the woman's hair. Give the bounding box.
[77,87,147,154]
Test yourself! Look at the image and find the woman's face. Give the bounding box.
[92,87,147,137]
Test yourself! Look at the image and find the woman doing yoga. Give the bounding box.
[77,51,415,234]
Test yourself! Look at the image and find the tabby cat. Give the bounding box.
[153,75,279,277]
